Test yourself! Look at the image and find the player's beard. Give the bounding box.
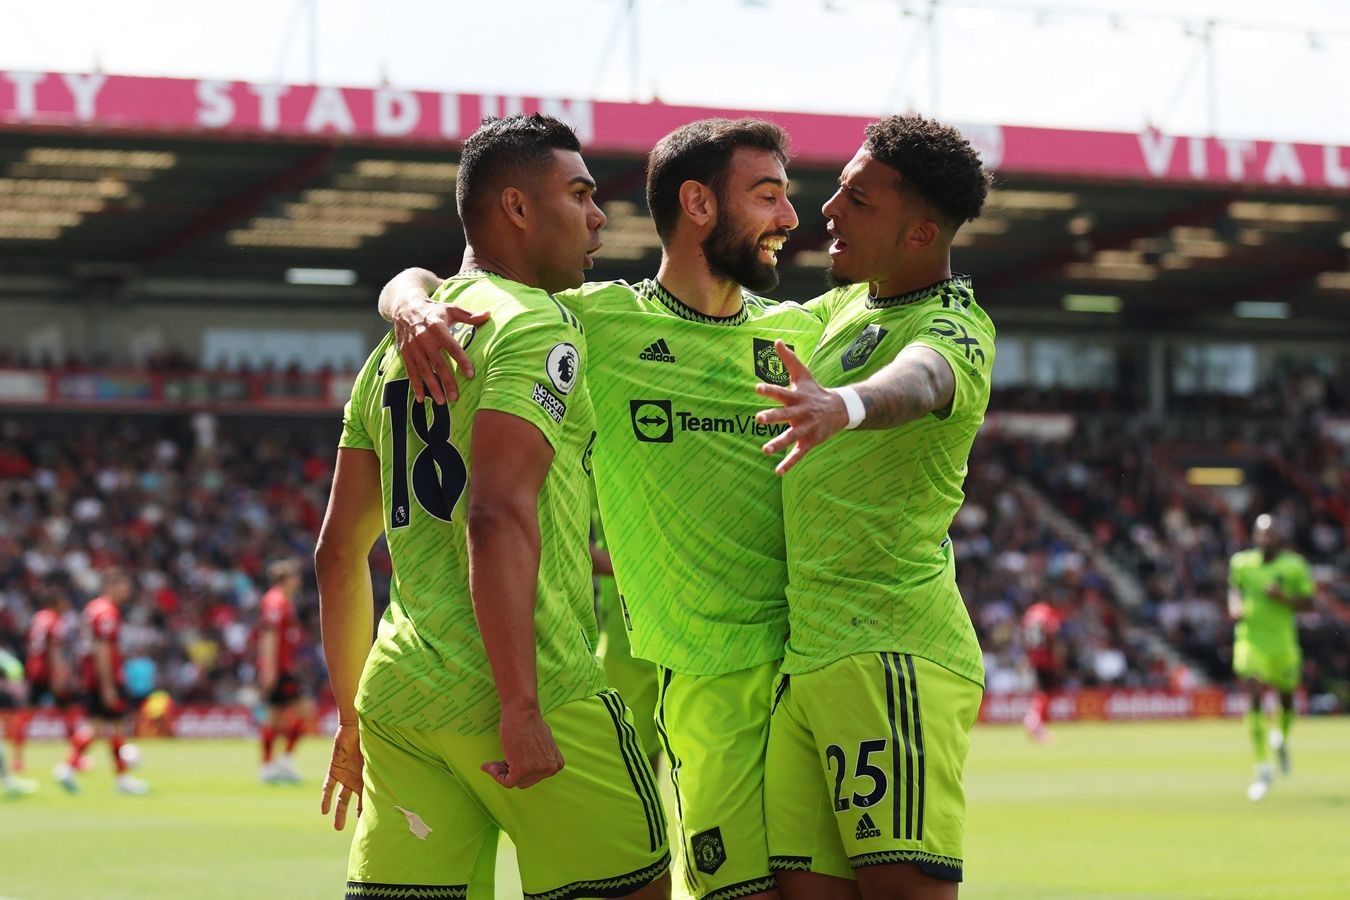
[826,266,856,288]
[703,216,781,293]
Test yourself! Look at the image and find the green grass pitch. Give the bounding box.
[2,718,1348,898]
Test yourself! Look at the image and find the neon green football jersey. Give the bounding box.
[781,277,993,685]
[1229,548,1311,655]
[339,271,604,735]
[560,278,824,674]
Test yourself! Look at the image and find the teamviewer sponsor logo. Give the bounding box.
[629,398,790,443]
[630,399,673,442]
[638,338,676,363]
[855,812,882,840]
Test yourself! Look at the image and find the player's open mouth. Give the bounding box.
[759,235,786,264]
[585,243,602,265]
[827,231,846,256]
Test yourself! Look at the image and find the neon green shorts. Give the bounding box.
[348,690,669,899]
[599,581,660,761]
[1233,641,1301,692]
[765,653,982,882]
[656,661,777,900]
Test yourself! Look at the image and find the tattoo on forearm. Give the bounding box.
[859,367,931,429]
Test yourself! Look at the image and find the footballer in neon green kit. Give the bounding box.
[576,275,818,900]
[591,491,660,764]
[383,119,816,900]
[316,115,668,900]
[1228,513,1315,802]
[756,115,994,900]
[574,277,820,676]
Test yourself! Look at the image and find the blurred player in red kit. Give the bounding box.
[257,559,310,783]
[1021,597,1067,743]
[55,569,149,795]
[13,587,83,774]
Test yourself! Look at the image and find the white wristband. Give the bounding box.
[837,386,866,430]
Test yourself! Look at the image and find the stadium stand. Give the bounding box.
[1,71,1347,724]
[0,411,368,708]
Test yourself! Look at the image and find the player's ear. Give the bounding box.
[905,217,941,251]
[678,180,716,229]
[500,186,528,231]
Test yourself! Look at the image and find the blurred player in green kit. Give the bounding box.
[1227,513,1316,802]
[0,649,39,797]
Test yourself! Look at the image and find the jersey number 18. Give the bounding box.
[382,379,468,527]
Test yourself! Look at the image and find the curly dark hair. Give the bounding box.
[863,114,991,229]
[646,118,790,240]
[455,113,582,237]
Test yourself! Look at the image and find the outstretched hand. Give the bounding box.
[755,340,851,475]
[392,294,491,406]
[320,723,364,831]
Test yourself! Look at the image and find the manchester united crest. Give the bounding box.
[753,338,792,386]
[841,324,888,372]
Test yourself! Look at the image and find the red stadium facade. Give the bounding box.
[3,70,1348,187]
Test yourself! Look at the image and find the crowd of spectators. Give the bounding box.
[991,417,1349,710]
[954,439,1173,694]
[0,400,1346,715]
[0,413,375,710]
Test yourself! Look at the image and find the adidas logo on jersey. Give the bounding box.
[639,338,676,363]
[855,813,882,841]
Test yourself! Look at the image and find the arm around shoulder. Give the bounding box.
[377,267,490,406]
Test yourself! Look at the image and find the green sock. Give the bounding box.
[1279,705,1295,743]
[1247,709,1268,763]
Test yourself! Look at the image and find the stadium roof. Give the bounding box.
[1,72,1347,336]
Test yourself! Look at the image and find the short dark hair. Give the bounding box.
[646,118,790,240]
[863,115,991,229]
[455,114,582,237]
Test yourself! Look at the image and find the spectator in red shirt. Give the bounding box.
[257,559,310,784]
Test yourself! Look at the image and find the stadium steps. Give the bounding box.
[1013,479,1145,609]
[1012,479,1200,683]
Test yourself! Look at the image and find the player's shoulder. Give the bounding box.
[85,598,117,628]
[445,278,588,352]
[562,278,639,308]
[741,292,819,327]
[810,284,868,315]
[1230,548,1259,567]
[1278,549,1311,568]
[914,277,990,324]
[437,273,554,318]
[944,279,996,337]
